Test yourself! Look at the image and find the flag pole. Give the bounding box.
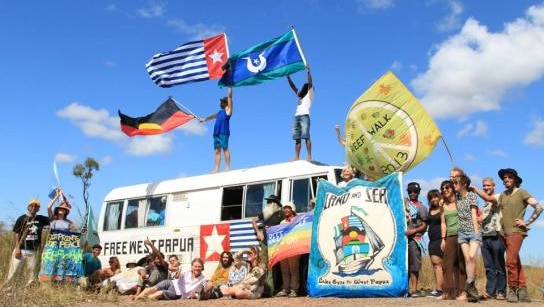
[440,136,454,165]
[171,97,199,119]
[223,33,230,59]
[291,26,308,67]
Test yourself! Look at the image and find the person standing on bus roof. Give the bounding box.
[287,65,313,161]
[199,87,233,173]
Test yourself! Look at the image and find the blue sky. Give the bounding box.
[1,1,543,262]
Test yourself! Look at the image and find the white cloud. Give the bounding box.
[534,220,544,228]
[167,19,225,40]
[464,153,476,161]
[436,0,463,32]
[488,149,509,158]
[523,119,544,146]
[125,135,173,156]
[137,2,166,18]
[356,0,395,10]
[57,103,203,156]
[413,4,544,119]
[456,120,487,138]
[100,156,113,165]
[104,60,116,68]
[55,153,76,163]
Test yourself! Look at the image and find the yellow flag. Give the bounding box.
[345,71,441,180]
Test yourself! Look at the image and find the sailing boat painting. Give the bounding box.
[333,207,385,276]
[307,173,408,298]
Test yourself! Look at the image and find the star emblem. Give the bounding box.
[203,225,226,259]
[379,84,390,95]
[208,49,224,64]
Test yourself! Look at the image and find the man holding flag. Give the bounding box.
[287,66,313,161]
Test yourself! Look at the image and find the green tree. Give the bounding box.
[72,157,100,210]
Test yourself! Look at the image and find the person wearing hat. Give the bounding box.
[404,181,428,297]
[251,194,283,296]
[47,188,77,231]
[497,168,542,303]
[3,198,49,288]
[275,202,300,298]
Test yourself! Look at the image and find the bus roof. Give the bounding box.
[104,160,341,202]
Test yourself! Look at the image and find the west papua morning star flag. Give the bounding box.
[119,98,195,137]
[219,28,306,87]
[146,33,229,88]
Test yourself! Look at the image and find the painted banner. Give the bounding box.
[39,229,84,282]
[345,71,441,180]
[307,173,407,297]
[267,211,313,268]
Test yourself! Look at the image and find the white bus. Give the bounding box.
[97,160,342,277]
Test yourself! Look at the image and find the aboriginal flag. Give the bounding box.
[119,98,194,137]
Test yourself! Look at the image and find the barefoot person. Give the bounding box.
[287,66,313,161]
[200,87,233,173]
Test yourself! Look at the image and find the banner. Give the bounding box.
[267,211,313,268]
[39,229,84,282]
[345,71,441,180]
[218,29,306,87]
[307,173,407,297]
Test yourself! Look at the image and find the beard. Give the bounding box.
[262,202,281,221]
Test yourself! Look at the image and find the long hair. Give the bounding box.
[220,251,234,268]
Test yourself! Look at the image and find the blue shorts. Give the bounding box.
[213,134,229,149]
[292,115,310,140]
[458,231,482,244]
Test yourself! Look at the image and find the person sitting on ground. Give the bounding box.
[167,254,181,280]
[207,251,234,288]
[134,258,205,300]
[227,252,249,287]
[103,263,147,296]
[143,238,169,287]
[219,246,267,299]
[102,256,121,279]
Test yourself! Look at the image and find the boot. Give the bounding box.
[517,287,530,302]
[466,281,479,302]
[507,287,518,303]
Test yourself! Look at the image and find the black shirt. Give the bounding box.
[257,211,283,245]
[13,214,50,250]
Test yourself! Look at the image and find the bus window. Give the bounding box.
[147,196,166,226]
[104,201,123,231]
[291,178,310,213]
[245,182,276,218]
[125,200,139,229]
[221,186,243,221]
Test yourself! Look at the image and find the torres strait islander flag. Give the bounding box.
[219,28,306,87]
[118,98,195,137]
[266,211,313,268]
[146,33,229,88]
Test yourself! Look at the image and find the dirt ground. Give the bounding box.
[77,295,544,307]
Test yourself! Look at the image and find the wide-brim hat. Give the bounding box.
[498,168,523,185]
[126,259,138,268]
[264,194,282,206]
[54,201,72,215]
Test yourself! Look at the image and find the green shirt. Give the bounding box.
[444,208,459,236]
[499,188,532,236]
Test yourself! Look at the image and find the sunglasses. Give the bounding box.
[407,189,420,194]
[441,186,452,191]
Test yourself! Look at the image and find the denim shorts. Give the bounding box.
[458,231,482,244]
[213,134,229,149]
[292,114,310,140]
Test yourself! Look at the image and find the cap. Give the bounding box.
[28,199,40,206]
[407,182,421,192]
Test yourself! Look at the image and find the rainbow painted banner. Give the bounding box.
[39,229,84,282]
[266,211,313,268]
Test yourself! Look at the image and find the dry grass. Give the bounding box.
[0,231,542,306]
